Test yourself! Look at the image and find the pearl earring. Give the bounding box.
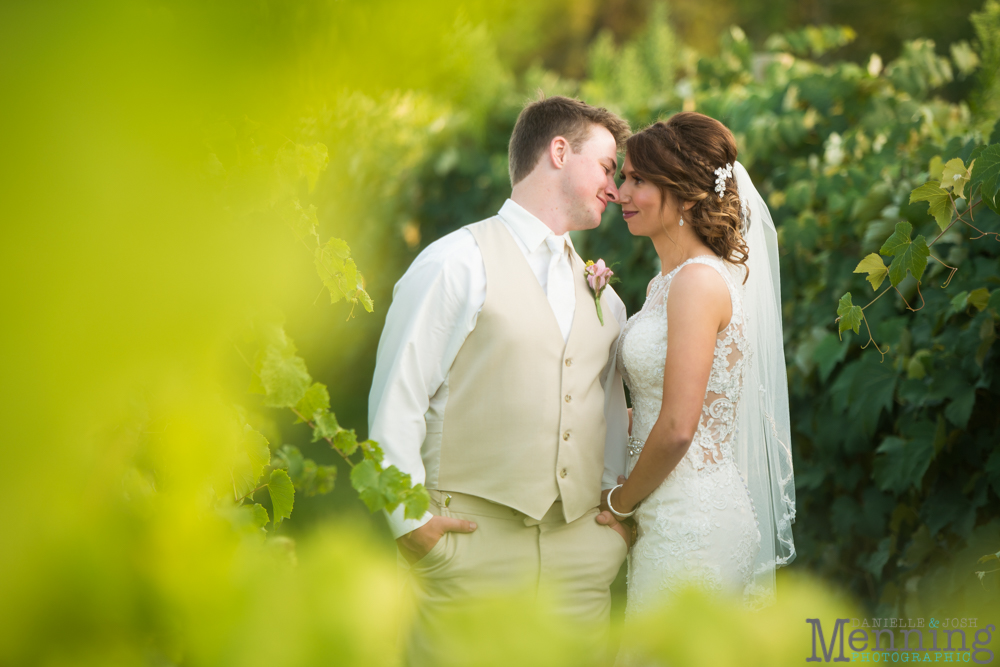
[679,216,684,227]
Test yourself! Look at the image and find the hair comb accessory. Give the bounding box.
[714,163,733,200]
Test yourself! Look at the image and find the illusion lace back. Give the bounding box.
[617,255,762,631]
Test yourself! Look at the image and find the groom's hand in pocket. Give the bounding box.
[396,515,478,564]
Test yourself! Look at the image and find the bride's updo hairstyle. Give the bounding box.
[626,112,749,277]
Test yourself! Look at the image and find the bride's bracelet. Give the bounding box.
[607,483,636,519]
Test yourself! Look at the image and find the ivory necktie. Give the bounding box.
[544,234,575,342]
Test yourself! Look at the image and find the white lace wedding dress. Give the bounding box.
[617,254,762,636]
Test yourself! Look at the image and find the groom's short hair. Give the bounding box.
[508,95,630,186]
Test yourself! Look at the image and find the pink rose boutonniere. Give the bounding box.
[584,259,619,325]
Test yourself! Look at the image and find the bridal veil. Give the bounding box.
[732,161,796,607]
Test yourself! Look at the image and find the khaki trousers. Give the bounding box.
[399,490,628,666]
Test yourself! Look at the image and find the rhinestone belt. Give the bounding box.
[627,436,644,457]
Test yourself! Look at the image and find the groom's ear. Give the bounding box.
[548,136,570,170]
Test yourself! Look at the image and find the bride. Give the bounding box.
[596,112,796,644]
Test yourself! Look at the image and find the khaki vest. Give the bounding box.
[427,216,621,523]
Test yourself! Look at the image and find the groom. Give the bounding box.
[368,95,632,664]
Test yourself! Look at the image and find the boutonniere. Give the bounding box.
[584,259,619,325]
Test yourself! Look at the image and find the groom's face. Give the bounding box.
[559,124,620,231]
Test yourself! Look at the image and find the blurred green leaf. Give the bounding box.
[251,503,270,530]
[333,428,359,457]
[968,287,991,311]
[873,433,935,494]
[243,426,270,486]
[268,468,295,526]
[295,382,330,423]
[258,341,312,409]
[402,483,430,520]
[311,410,341,442]
[351,459,384,512]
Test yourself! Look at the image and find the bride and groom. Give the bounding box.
[368,96,797,665]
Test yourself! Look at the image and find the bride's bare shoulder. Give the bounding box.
[667,262,732,326]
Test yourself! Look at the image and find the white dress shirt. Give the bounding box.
[368,199,629,538]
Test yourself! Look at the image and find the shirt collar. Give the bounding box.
[497,199,576,255]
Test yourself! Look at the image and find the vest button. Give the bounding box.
[565,358,573,367]
[563,431,570,441]
[564,394,572,403]
[560,468,568,478]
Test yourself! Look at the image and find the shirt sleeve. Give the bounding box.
[368,230,484,538]
[601,285,630,489]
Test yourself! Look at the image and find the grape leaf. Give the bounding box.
[243,426,271,485]
[969,143,1000,212]
[232,460,256,501]
[857,536,892,579]
[968,287,990,311]
[294,382,330,423]
[356,287,374,313]
[296,142,329,192]
[311,410,340,442]
[379,465,410,510]
[251,503,270,530]
[940,157,972,199]
[928,156,944,180]
[272,444,304,479]
[879,221,930,285]
[950,40,980,75]
[944,382,976,428]
[333,428,359,456]
[286,199,319,240]
[873,433,935,494]
[314,239,357,304]
[350,459,384,512]
[909,182,952,230]
[837,293,862,337]
[402,483,430,520]
[907,350,932,380]
[297,458,317,490]
[307,465,337,496]
[853,253,889,291]
[847,353,898,435]
[813,333,849,382]
[360,439,384,464]
[951,291,969,313]
[268,469,295,526]
[258,341,312,408]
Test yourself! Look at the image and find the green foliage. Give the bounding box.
[970,143,1000,210]
[268,468,295,526]
[246,322,430,522]
[853,253,889,291]
[879,221,930,286]
[837,293,863,335]
[909,181,953,229]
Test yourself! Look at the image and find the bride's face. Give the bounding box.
[618,155,682,237]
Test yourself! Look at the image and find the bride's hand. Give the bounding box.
[597,476,632,548]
